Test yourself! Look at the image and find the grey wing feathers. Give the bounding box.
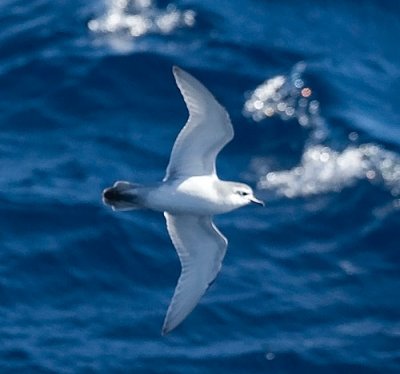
[164,66,234,180]
[162,213,228,335]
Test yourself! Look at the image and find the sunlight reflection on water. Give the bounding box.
[88,0,195,41]
[245,64,400,205]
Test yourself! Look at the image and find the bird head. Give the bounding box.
[229,183,264,208]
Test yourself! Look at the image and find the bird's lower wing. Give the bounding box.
[162,213,228,335]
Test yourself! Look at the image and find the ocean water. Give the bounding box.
[1,0,399,372]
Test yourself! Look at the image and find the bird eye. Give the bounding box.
[237,190,248,196]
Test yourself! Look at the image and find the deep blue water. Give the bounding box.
[1,0,399,372]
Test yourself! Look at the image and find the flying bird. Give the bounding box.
[103,66,264,335]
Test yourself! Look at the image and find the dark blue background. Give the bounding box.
[1,0,399,372]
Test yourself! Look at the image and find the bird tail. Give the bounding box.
[102,181,144,211]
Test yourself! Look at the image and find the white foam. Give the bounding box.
[258,144,400,199]
[245,64,400,205]
[244,62,328,143]
[88,0,195,38]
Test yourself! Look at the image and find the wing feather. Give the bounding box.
[164,66,234,180]
[162,213,227,334]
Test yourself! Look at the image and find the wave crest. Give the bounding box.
[88,0,195,39]
[245,64,400,205]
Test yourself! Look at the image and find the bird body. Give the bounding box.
[109,176,253,215]
[103,66,263,334]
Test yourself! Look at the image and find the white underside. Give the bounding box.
[145,175,237,215]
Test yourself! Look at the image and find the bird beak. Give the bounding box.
[250,196,265,206]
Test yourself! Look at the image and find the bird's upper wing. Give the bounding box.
[162,213,228,335]
[164,66,234,181]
